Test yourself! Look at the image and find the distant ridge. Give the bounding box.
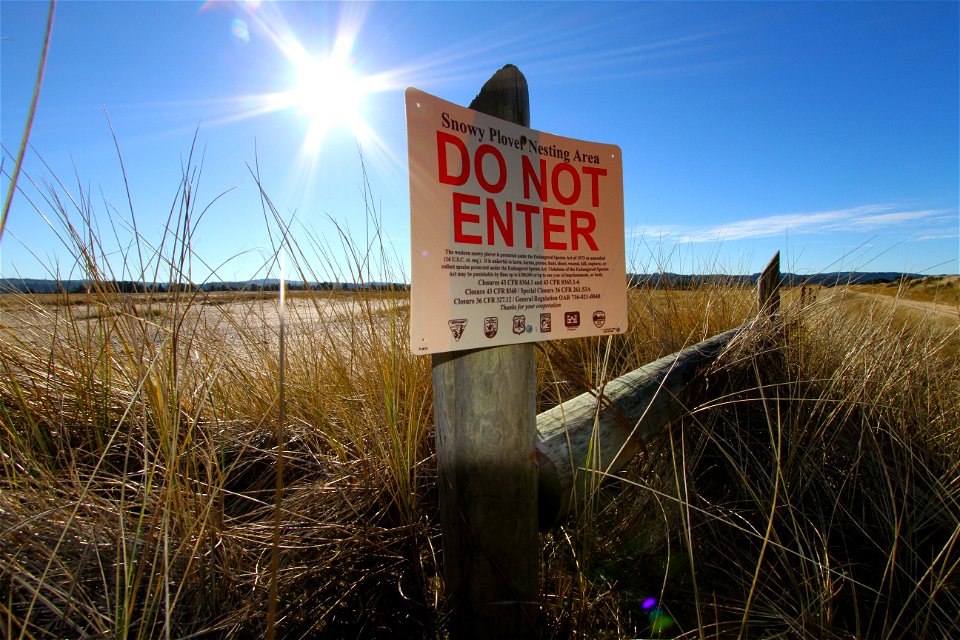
[0,278,406,294]
[627,271,928,289]
[0,272,933,294]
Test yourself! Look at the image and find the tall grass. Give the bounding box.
[1,141,958,638]
[539,286,959,638]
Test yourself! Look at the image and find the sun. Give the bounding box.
[289,53,373,147]
[223,3,397,176]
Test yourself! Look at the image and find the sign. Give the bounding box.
[406,87,627,354]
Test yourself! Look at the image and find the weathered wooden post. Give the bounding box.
[432,65,540,639]
[757,250,781,316]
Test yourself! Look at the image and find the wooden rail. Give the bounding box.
[535,326,741,526]
[534,252,781,526]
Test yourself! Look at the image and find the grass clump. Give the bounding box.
[538,286,959,638]
[0,144,439,638]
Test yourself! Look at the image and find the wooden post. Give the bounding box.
[757,250,781,317]
[432,65,539,640]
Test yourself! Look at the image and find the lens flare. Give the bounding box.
[648,607,677,635]
[231,18,249,43]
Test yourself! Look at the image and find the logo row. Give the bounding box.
[447,310,606,342]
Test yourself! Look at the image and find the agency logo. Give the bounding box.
[593,310,606,328]
[483,316,498,338]
[448,319,467,341]
[512,315,526,335]
[540,313,552,333]
[564,311,580,329]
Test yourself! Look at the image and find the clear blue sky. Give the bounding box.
[2,1,957,282]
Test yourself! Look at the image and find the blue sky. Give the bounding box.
[2,1,957,283]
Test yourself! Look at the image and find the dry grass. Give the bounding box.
[1,144,958,638]
[542,290,959,638]
[856,274,960,307]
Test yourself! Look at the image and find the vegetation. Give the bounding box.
[859,274,960,308]
[1,145,958,639]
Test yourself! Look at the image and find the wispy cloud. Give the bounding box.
[631,204,956,243]
[916,229,960,241]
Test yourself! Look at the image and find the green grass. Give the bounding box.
[1,144,958,638]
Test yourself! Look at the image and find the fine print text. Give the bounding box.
[443,248,609,312]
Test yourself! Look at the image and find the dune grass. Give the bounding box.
[861,275,960,307]
[1,146,958,639]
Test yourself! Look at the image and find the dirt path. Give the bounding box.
[829,289,959,323]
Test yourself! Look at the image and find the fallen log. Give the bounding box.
[534,251,781,528]
[534,326,742,528]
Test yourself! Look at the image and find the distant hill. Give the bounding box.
[791,272,928,286]
[627,271,927,289]
[0,278,410,294]
[0,279,91,294]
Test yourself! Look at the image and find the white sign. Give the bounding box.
[406,87,627,354]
